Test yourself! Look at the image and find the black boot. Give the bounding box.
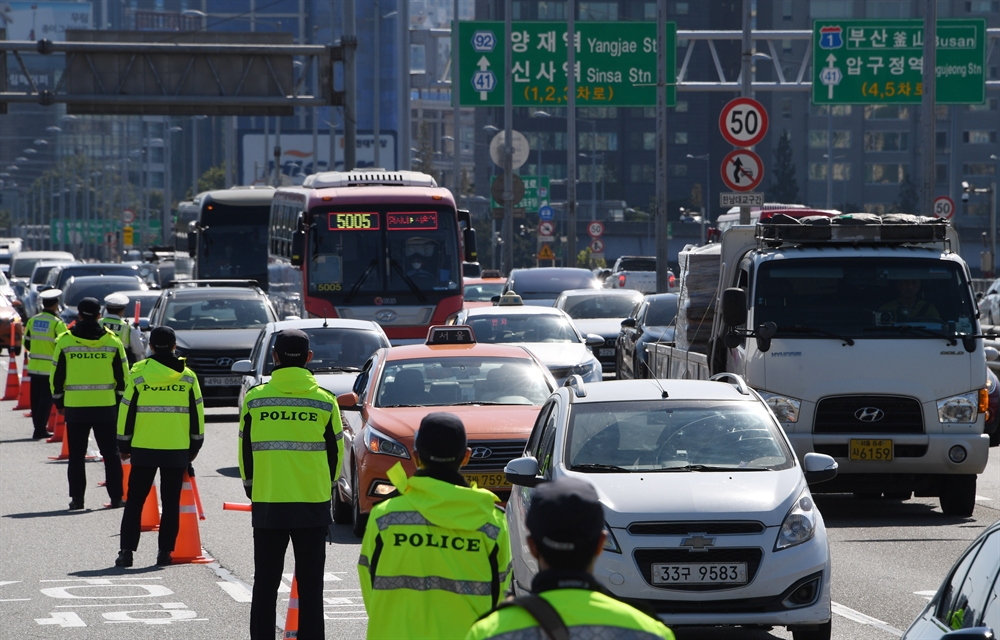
[115,550,133,567]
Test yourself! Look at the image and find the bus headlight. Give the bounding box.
[937,392,978,423]
[756,390,801,423]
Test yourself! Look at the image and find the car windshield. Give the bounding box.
[512,271,596,297]
[467,314,580,343]
[567,401,794,472]
[646,296,679,326]
[200,224,269,281]
[64,279,144,307]
[618,258,656,272]
[464,282,505,302]
[264,327,385,375]
[376,357,551,407]
[754,258,978,338]
[162,296,272,330]
[56,266,138,289]
[121,295,161,319]
[32,265,61,284]
[561,294,642,319]
[12,258,45,278]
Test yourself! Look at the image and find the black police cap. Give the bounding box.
[526,477,605,552]
[414,412,467,465]
[149,326,176,349]
[77,297,101,319]
[273,329,310,360]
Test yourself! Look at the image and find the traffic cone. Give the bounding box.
[167,471,212,564]
[13,373,30,410]
[2,356,19,400]
[46,409,65,443]
[283,574,299,640]
[140,484,160,532]
[103,458,130,507]
[47,423,70,461]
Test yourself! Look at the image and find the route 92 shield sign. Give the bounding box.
[720,150,764,192]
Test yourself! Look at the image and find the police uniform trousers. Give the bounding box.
[29,374,54,436]
[250,525,328,640]
[120,465,185,553]
[66,420,123,503]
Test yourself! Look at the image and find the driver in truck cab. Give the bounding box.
[879,278,940,321]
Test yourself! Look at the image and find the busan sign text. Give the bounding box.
[459,21,676,107]
[813,19,986,105]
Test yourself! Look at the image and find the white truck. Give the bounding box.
[651,215,990,516]
[603,255,675,293]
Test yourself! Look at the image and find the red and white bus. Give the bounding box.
[268,170,477,343]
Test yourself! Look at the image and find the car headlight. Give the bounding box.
[775,488,816,551]
[603,523,621,553]
[937,392,980,424]
[364,426,411,459]
[756,390,801,423]
[573,361,597,377]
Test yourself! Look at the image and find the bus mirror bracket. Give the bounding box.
[463,227,477,264]
[291,230,306,267]
[186,230,196,255]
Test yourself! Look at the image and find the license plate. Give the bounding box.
[652,562,748,585]
[598,348,615,357]
[203,376,243,386]
[849,438,893,461]
[463,473,512,489]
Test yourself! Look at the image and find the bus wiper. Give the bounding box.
[344,259,378,304]
[389,259,428,303]
[570,463,630,473]
[776,325,855,346]
[864,324,957,346]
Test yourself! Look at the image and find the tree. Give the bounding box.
[766,131,800,204]
[190,163,226,197]
[892,175,919,214]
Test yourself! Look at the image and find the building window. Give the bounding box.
[670,164,688,177]
[864,132,908,152]
[672,1,689,15]
[149,172,165,189]
[410,45,426,74]
[809,131,851,148]
[579,132,618,151]
[644,3,656,19]
[675,100,688,112]
[782,0,793,20]
[579,2,618,20]
[538,1,567,19]
[963,131,998,144]
[631,164,655,183]
[811,0,853,17]
[867,0,911,17]
[936,165,948,184]
[811,105,853,116]
[578,107,618,119]
[965,1,999,13]
[963,164,997,176]
[966,203,991,216]
[629,132,656,151]
[673,132,688,144]
[781,38,793,53]
[969,99,998,111]
[864,105,910,119]
[782,98,793,118]
[936,132,948,151]
[864,163,908,184]
[808,163,851,181]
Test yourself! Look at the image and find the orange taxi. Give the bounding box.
[335,325,555,537]
[462,271,507,309]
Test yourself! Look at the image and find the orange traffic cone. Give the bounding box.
[283,574,299,640]
[46,408,65,443]
[140,484,161,532]
[47,423,70,461]
[104,458,130,507]
[167,471,212,564]
[2,356,19,401]
[13,373,30,410]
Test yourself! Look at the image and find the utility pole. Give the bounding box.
[567,1,577,267]
[655,0,669,291]
[373,0,380,168]
[398,0,411,172]
[343,0,357,171]
[453,0,461,199]
[739,0,752,225]
[920,0,937,215]
[502,0,514,274]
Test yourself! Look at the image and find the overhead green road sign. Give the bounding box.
[458,21,676,107]
[812,19,986,105]
[491,175,550,212]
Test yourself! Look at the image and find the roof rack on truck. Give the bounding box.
[756,212,951,248]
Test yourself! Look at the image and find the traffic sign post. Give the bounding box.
[458,21,677,107]
[812,19,987,105]
[587,221,604,238]
[489,131,530,169]
[122,208,136,225]
[590,238,605,254]
[538,244,556,261]
[719,98,769,148]
[720,150,764,192]
[538,220,555,237]
[538,204,554,221]
[490,175,551,213]
[933,195,956,219]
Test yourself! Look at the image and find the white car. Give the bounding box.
[231,318,390,410]
[452,297,604,385]
[504,375,839,640]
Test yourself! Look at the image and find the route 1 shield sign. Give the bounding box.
[720,150,764,193]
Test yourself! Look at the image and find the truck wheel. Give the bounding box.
[791,621,831,640]
[939,475,977,517]
[351,464,369,538]
[989,428,1000,448]
[332,477,352,525]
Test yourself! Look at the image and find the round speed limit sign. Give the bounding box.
[933,195,956,219]
[719,97,769,148]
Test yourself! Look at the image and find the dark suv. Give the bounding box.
[146,281,278,407]
[44,263,142,293]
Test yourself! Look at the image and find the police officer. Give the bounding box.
[24,288,67,439]
[358,412,511,640]
[115,326,204,568]
[101,293,145,366]
[51,297,128,511]
[238,329,343,640]
[466,477,674,640]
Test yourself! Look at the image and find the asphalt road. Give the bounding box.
[1,353,998,640]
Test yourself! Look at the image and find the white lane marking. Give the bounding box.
[975,495,992,501]
[832,601,904,637]
[914,590,937,601]
[0,598,31,602]
[0,581,22,587]
[217,582,253,602]
[36,612,87,627]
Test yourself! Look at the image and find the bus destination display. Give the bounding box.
[387,212,439,231]
[328,212,379,230]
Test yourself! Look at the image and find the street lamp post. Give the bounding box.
[687,153,710,245]
[164,125,183,245]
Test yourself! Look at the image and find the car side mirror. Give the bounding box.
[337,391,361,411]
[621,317,637,328]
[291,230,305,267]
[803,452,838,485]
[504,456,542,487]
[491,295,501,305]
[985,346,1000,362]
[585,334,605,347]
[721,288,747,327]
[230,360,252,374]
[940,628,995,639]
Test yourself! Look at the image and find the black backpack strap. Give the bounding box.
[496,595,570,640]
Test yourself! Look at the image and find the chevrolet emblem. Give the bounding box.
[679,534,716,552]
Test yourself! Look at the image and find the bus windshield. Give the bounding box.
[199,204,270,282]
[308,207,461,301]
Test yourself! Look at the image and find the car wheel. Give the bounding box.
[883,490,911,500]
[939,475,977,517]
[351,463,369,538]
[332,469,352,525]
[791,621,831,640]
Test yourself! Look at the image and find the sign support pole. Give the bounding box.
[502,0,514,275]
[343,0,357,171]
[920,0,937,216]
[453,0,462,200]
[739,0,752,225]
[567,2,577,268]
[655,0,669,292]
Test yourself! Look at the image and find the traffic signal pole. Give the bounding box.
[920,0,937,216]
[655,0,669,292]
[738,0,752,225]
[502,0,514,274]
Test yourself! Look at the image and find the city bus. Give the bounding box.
[187,186,275,288]
[175,197,202,252]
[269,170,477,343]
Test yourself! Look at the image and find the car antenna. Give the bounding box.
[650,374,669,398]
[322,312,328,328]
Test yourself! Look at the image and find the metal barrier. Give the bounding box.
[646,343,710,381]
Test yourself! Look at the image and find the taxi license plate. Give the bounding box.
[598,348,615,357]
[463,473,512,489]
[652,563,747,585]
[203,376,243,386]
[849,438,893,461]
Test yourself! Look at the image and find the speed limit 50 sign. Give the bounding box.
[933,195,956,219]
[719,97,769,148]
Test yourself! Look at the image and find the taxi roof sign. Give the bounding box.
[426,325,477,345]
[496,292,523,306]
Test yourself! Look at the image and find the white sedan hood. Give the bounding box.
[511,342,595,368]
[578,468,804,529]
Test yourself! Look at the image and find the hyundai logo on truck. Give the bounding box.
[854,407,885,423]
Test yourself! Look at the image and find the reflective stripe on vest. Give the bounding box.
[63,345,118,354]
[251,441,326,452]
[29,335,55,342]
[65,384,116,391]
[484,628,664,640]
[371,575,492,597]
[376,511,500,541]
[247,396,333,412]
[136,406,190,413]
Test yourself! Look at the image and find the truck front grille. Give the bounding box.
[814,395,923,434]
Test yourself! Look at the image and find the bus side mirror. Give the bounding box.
[186,231,196,255]
[463,227,478,264]
[291,231,305,267]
